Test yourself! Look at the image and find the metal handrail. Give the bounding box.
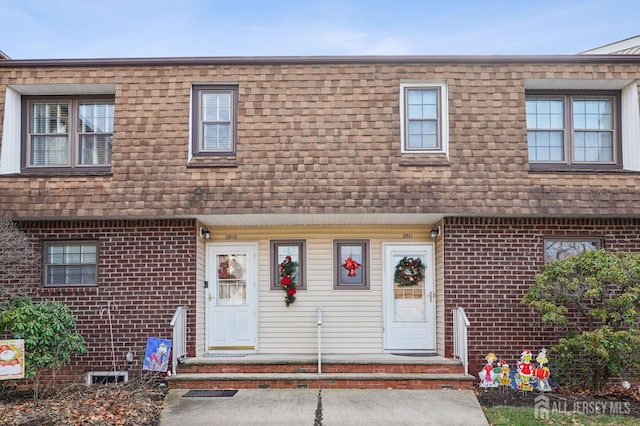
[317,306,322,375]
[452,307,470,375]
[170,306,188,376]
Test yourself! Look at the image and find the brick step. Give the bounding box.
[168,372,475,390]
[178,362,464,375]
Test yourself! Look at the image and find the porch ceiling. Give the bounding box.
[196,213,444,227]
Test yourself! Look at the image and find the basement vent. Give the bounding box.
[86,371,128,385]
[183,389,238,397]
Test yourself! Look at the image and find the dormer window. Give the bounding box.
[526,91,621,169]
[23,96,114,172]
[191,85,238,157]
[400,82,449,155]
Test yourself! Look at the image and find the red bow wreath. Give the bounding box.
[343,256,361,277]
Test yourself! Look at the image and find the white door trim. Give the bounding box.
[383,242,436,351]
[205,242,259,353]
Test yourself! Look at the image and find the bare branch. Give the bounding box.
[0,215,40,305]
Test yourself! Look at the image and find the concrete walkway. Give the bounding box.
[160,388,488,426]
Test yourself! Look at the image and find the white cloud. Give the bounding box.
[0,0,639,58]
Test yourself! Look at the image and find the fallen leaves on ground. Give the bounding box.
[0,377,167,426]
[475,383,640,417]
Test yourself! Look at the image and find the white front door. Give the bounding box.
[206,243,257,352]
[384,243,435,351]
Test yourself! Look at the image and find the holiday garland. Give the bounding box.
[394,256,425,286]
[279,256,298,306]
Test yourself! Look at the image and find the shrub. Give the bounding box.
[551,327,640,390]
[0,297,86,398]
[523,249,640,390]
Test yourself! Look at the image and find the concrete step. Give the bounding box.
[176,354,465,375]
[178,361,464,375]
[168,372,475,390]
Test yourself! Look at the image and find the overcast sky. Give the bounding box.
[0,0,638,59]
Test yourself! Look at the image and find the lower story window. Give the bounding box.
[43,241,98,287]
[334,239,370,290]
[543,238,601,263]
[270,240,306,290]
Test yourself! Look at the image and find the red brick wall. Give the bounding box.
[14,219,197,382]
[443,217,640,373]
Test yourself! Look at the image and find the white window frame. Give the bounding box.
[400,81,449,156]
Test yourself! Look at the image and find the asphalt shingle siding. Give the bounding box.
[1,60,639,219]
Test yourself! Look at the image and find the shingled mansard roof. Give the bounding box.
[580,34,640,55]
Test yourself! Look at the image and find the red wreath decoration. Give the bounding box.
[217,260,229,279]
[343,256,361,277]
[279,256,298,306]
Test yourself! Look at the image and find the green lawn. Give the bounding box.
[483,406,640,426]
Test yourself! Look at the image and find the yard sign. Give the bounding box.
[0,339,25,380]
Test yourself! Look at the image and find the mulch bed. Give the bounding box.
[0,378,167,426]
[475,384,640,418]
[4,378,640,424]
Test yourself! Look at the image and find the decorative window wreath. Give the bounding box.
[279,256,298,306]
[394,256,425,286]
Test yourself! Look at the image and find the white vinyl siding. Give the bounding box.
[195,230,206,356]
[202,225,434,354]
[434,223,445,356]
[621,81,640,171]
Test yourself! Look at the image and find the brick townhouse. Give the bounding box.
[1,36,639,386]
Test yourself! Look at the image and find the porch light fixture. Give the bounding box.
[430,226,440,240]
[200,227,211,240]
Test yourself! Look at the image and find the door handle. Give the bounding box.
[429,291,433,302]
[208,293,212,302]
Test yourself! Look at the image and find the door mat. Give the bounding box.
[391,353,437,357]
[183,389,238,398]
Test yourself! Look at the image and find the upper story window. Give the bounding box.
[43,241,98,287]
[192,85,238,156]
[526,92,621,169]
[23,96,114,172]
[400,82,448,155]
